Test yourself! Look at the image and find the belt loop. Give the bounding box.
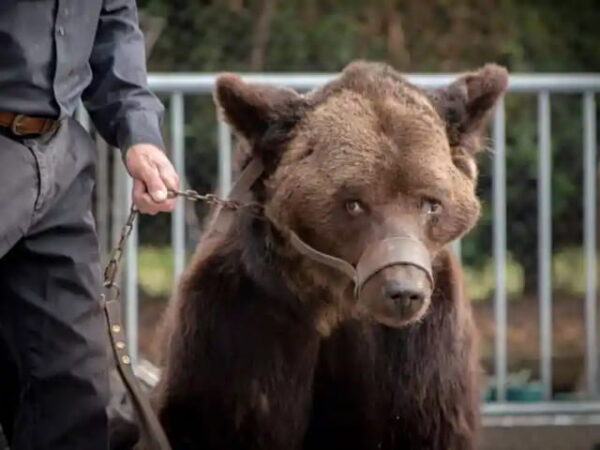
[42,118,51,134]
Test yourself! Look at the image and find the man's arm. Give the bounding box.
[83,0,178,214]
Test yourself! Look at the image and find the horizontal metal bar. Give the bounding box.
[483,413,600,427]
[134,356,600,417]
[133,355,600,426]
[483,402,600,416]
[148,73,600,94]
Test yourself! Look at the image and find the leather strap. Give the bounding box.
[104,296,172,450]
[289,231,357,282]
[356,237,433,288]
[224,159,360,284]
[213,157,265,233]
[0,112,60,136]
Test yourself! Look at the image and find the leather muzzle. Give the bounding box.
[289,232,434,299]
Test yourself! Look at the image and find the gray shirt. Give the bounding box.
[0,0,165,151]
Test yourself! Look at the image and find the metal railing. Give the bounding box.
[90,72,599,421]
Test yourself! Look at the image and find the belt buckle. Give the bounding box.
[10,114,27,136]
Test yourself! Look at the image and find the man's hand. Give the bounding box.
[125,143,179,215]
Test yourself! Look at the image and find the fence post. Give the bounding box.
[538,91,553,401]
[583,92,598,398]
[171,92,186,282]
[218,120,232,197]
[493,97,508,402]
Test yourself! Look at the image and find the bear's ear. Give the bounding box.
[214,74,304,143]
[428,63,508,153]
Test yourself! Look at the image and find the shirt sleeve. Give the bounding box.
[82,0,165,153]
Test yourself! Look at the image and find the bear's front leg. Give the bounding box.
[153,254,321,450]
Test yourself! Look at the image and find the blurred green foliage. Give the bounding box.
[136,0,600,299]
[463,253,525,301]
[138,246,174,298]
[137,244,597,301]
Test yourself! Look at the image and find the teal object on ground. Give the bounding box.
[506,382,544,402]
[481,381,546,402]
[482,386,496,402]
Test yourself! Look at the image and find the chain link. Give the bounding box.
[169,189,244,210]
[103,206,138,290]
[103,188,256,295]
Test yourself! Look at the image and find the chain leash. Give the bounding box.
[101,158,267,449]
[103,189,252,295]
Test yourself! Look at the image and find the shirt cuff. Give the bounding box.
[116,110,165,155]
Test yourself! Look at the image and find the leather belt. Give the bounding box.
[0,112,60,136]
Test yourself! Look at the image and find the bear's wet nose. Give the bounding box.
[384,280,426,304]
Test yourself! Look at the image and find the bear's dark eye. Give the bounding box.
[421,197,442,216]
[345,200,365,217]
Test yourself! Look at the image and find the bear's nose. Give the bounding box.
[384,280,426,304]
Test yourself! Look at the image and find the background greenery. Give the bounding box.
[131,0,599,394]
[135,0,599,299]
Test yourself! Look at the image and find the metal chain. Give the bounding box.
[103,206,138,292]
[170,189,244,210]
[102,188,254,295]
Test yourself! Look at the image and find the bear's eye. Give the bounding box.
[345,200,365,217]
[421,197,442,216]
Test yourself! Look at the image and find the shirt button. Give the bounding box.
[57,26,65,36]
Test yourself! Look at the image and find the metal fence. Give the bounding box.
[88,72,599,422]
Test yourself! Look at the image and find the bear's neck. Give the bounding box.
[237,212,355,335]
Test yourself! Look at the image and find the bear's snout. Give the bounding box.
[384,279,427,306]
[358,265,432,328]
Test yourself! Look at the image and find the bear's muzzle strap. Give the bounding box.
[288,232,433,298]
[289,231,357,281]
[356,237,434,288]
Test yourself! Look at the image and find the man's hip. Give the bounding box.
[0,117,98,256]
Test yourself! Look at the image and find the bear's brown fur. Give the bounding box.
[152,61,508,450]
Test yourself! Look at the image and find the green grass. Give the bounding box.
[138,245,174,298]
[552,246,594,297]
[463,253,525,302]
[136,245,599,301]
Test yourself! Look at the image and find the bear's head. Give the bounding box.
[214,61,507,331]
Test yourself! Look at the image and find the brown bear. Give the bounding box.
[151,61,508,450]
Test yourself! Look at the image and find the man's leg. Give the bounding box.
[0,120,110,449]
[0,327,21,444]
[0,130,40,443]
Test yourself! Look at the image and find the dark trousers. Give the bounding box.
[0,118,109,449]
